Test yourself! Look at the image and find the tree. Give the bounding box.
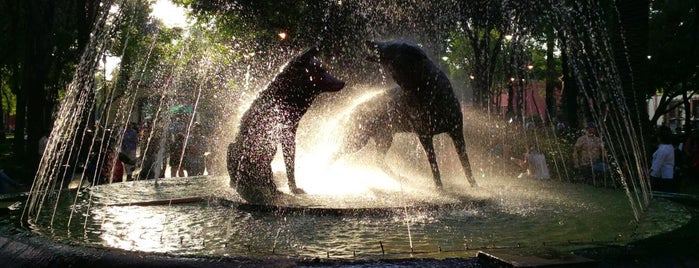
[558,37,580,130]
[611,0,652,137]
[110,0,155,102]
[444,1,562,121]
[544,26,559,121]
[453,0,509,111]
[13,0,101,169]
[0,0,21,141]
[647,0,698,129]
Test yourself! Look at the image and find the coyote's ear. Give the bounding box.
[298,45,320,60]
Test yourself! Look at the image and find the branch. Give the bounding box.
[650,86,694,123]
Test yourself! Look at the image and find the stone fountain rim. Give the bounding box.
[0,228,480,267]
[1,191,697,267]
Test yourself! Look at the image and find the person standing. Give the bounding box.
[683,131,699,179]
[168,114,187,177]
[650,126,676,192]
[103,147,124,184]
[121,123,139,181]
[184,122,208,176]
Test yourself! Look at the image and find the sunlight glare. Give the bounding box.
[269,86,405,196]
[151,0,189,28]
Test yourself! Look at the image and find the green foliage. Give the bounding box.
[111,0,156,93]
[444,29,475,81]
[649,0,698,92]
[1,72,16,115]
[644,0,698,126]
[176,0,317,50]
[445,21,562,115]
[527,41,561,79]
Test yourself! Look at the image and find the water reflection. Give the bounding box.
[97,206,175,252]
[19,175,688,259]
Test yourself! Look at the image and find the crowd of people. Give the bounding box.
[511,123,610,186]
[166,120,208,178]
[81,114,211,185]
[511,121,698,193]
[651,126,699,192]
[0,115,212,192]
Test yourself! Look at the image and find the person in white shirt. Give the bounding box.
[650,126,675,192]
[512,145,550,180]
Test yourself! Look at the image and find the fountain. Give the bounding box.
[0,0,693,267]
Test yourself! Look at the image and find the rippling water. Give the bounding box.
[2,175,690,260]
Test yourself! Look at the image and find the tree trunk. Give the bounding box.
[559,38,579,130]
[22,0,55,165]
[469,38,487,109]
[613,0,651,145]
[77,0,99,53]
[545,27,557,121]
[683,90,691,132]
[13,87,26,159]
[462,9,505,112]
[0,73,5,141]
[506,82,514,118]
[8,0,24,159]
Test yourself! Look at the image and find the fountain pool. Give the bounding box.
[1,173,689,261]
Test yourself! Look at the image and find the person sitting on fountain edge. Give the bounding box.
[572,123,610,185]
[512,145,550,180]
